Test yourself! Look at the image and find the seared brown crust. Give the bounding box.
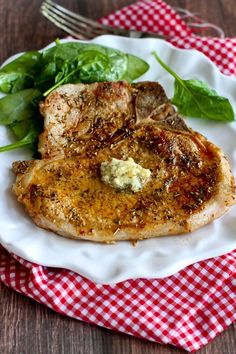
[38,81,135,158]
[38,81,189,158]
[12,81,236,242]
[13,124,236,242]
[133,81,176,122]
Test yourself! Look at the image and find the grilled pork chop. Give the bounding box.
[13,122,235,242]
[38,81,180,158]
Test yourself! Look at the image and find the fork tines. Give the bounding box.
[40,0,166,40]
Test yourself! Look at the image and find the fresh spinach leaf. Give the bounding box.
[153,51,234,122]
[53,42,149,81]
[122,53,149,82]
[172,79,235,122]
[78,49,127,82]
[44,49,127,96]
[0,88,42,125]
[0,51,41,93]
[10,119,34,140]
[34,61,58,90]
[42,42,149,95]
[0,118,42,153]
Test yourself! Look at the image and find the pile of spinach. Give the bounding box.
[0,40,149,152]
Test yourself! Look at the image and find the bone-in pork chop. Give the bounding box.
[13,121,235,242]
[38,81,179,158]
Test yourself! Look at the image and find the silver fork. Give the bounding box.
[41,0,225,40]
[40,0,169,40]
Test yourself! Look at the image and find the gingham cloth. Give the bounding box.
[1,1,236,352]
[101,0,236,76]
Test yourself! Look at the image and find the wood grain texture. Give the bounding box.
[1,282,236,354]
[0,1,236,353]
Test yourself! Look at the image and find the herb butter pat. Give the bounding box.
[100,157,151,192]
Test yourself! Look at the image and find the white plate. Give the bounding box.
[0,36,236,284]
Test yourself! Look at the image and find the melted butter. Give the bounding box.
[100,157,151,192]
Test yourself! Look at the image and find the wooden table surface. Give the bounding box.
[0,1,235,353]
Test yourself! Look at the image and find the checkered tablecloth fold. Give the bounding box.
[100,0,236,76]
[1,245,235,352]
[1,1,236,352]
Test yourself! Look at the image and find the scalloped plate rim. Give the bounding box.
[0,35,235,284]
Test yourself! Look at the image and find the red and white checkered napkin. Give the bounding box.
[1,1,236,352]
[0,246,235,353]
[101,0,236,76]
